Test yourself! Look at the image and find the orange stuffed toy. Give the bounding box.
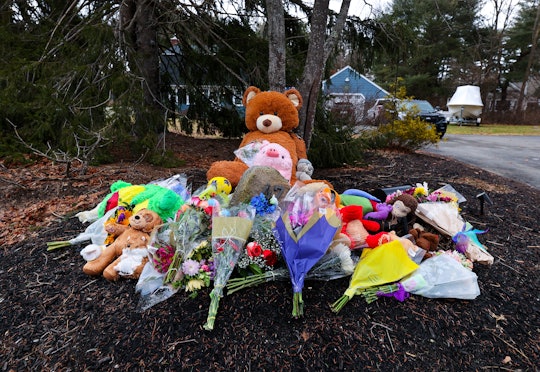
[82,209,162,281]
[206,86,310,187]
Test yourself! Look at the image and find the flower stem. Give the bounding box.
[226,270,287,295]
[226,274,266,295]
[292,292,304,318]
[203,287,222,331]
[164,250,182,284]
[361,284,399,303]
[46,241,72,251]
[330,295,351,313]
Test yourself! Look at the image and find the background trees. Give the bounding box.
[1,0,538,163]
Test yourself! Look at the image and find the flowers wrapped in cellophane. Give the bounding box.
[360,252,480,303]
[46,206,126,252]
[226,242,356,295]
[235,193,281,275]
[331,240,419,313]
[273,182,342,318]
[203,203,255,331]
[135,191,218,311]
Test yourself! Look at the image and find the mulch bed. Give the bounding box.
[1,133,539,370]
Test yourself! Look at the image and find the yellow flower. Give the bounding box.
[413,187,427,197]
[414,182,429,197]
[196,240,209,249]
[185,278,204,292]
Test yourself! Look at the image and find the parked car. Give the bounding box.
[365,98,397,123]
[365,98,447,138]
[400,100,447,138]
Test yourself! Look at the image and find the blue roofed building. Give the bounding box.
[322,65,390,122]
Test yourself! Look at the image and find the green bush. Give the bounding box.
[367,115,440,151]
[362,80,441,151]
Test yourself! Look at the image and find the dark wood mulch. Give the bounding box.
[1,133,539,371]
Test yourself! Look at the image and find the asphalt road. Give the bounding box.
[423,134,540,190]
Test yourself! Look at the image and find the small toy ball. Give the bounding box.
[199,177,232,200]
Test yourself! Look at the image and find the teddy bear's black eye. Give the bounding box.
[259,111,264,116]
[274,111,278,115]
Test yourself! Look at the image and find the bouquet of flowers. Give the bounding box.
[148,240,175,274]
[204,204,255,331]
[331,240,419,313]
[385,182,464,205]
[135,195,216,311]
[46,206,123,251]
[226,243,355,295]
[168,239,215,297]
[235,193,281,275]
[361,252,479,303]
[164,196,215,283]
[274,183,341,318]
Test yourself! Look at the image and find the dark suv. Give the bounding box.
[401,100,447,138]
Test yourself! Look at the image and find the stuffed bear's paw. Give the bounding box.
[81,244,104,262]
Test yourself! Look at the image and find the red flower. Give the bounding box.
[263,249,278,266]
[246,241,263,257]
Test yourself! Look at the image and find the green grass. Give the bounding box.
[446,124,540,135]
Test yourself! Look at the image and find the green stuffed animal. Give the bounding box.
[97,181,184,222]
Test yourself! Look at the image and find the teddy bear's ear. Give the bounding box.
[284,88,303,110]
[243,86,261,106]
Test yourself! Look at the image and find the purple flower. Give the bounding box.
[182,259,200,276]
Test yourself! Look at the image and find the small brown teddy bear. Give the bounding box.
[206,86,310,187]
[82,209,162,281]
[409,226,440,258]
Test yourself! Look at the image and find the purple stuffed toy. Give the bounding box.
[364,202,393,220]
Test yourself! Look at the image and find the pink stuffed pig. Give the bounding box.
[252,142,293,182]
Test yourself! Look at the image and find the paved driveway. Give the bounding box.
[422,134,540,190]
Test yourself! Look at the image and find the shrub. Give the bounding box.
[369,115,441,151]
[362,80,441,151]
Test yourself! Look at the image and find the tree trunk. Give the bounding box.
[266,0,286,91]
[120,0,162,136]
[297,0,351,149]
[515,3,540,113]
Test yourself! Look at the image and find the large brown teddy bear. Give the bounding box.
[206,86,310,187]
[82,209,162,281]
